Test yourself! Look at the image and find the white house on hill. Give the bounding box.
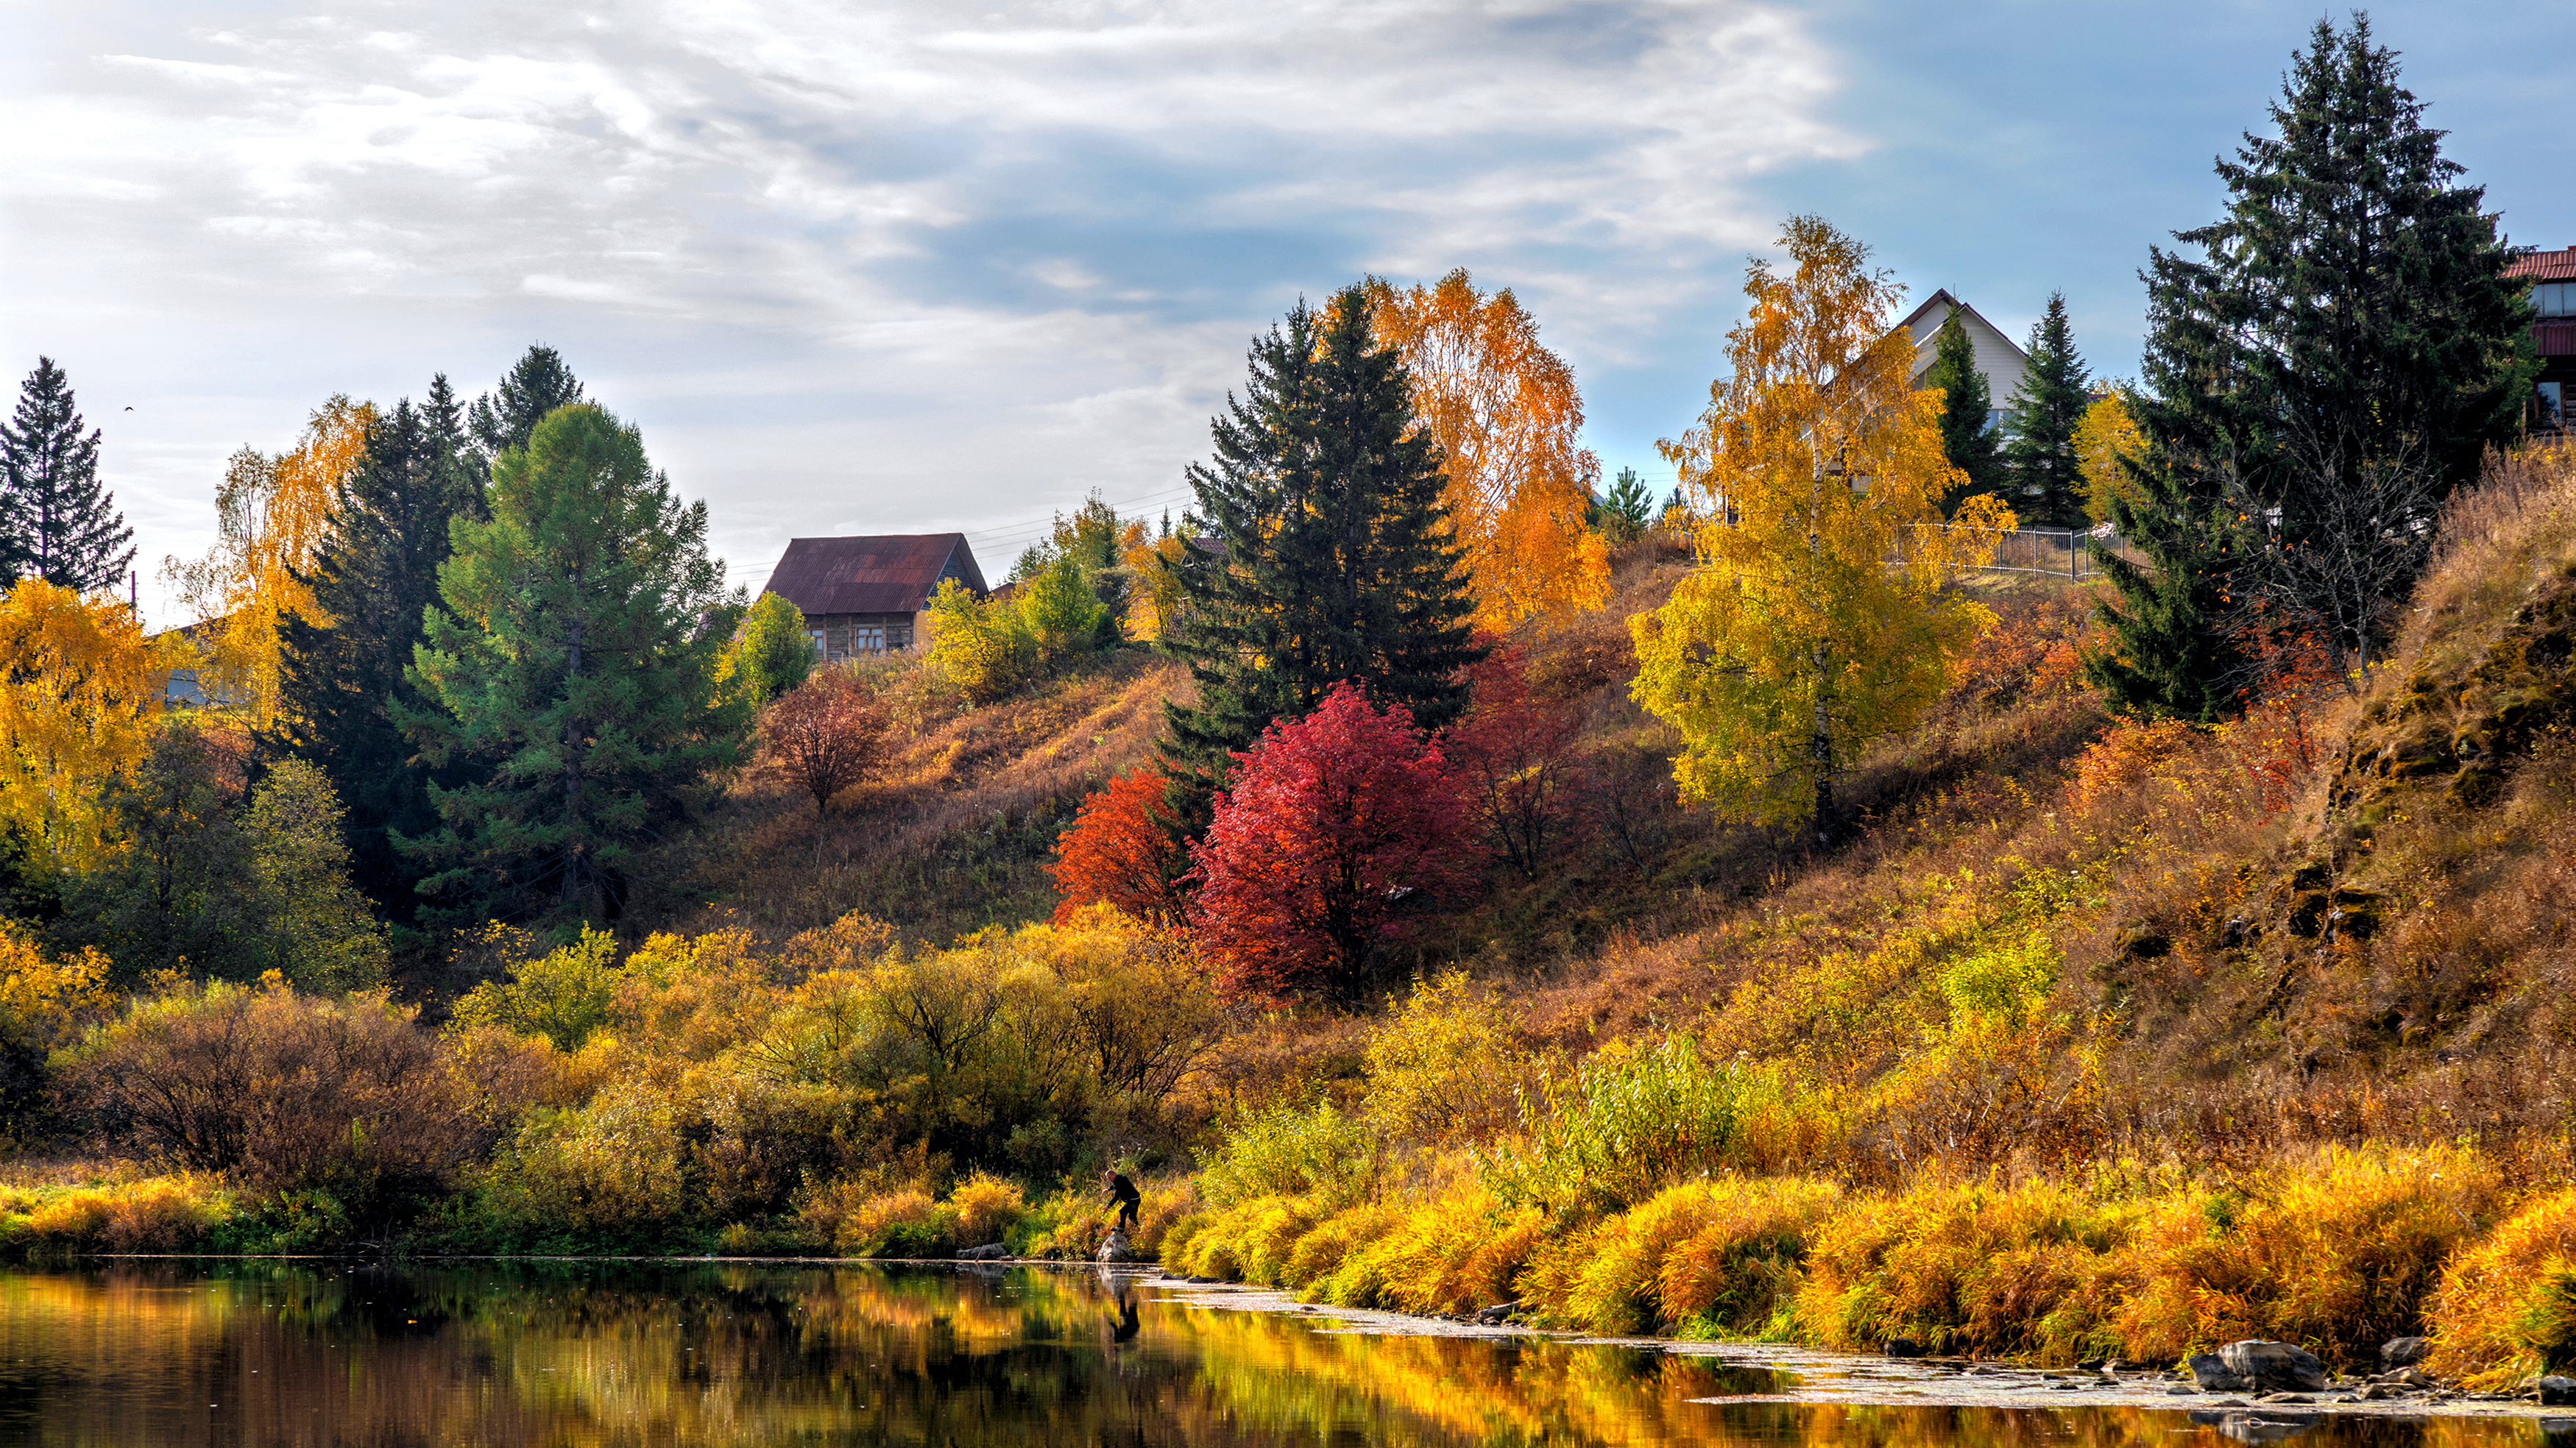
[1895,289,2030,433]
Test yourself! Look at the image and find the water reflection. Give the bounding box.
[0,1262,2562,1447]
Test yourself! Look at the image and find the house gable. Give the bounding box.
[1896,288,2034,416]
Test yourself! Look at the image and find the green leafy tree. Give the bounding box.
[2095,15,2533,714]
[277,377,481,918]
[1020,553,1114,663]
[238,759,389,991]
[468,345,586,461]
[1161,285,1482,823]
[727,590,815,708]
[2000,293,2092,528]
[1922,308,2003,511]
[1596,466,1655,540]
[400,404,743,922]
[925,578,1036,703]
[0,358,133,592]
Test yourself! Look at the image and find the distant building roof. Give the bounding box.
[2505,246,2576,283]
[1894,289,2032,404]
[760,534,988,617]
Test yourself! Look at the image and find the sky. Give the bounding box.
[3,0,2569,625]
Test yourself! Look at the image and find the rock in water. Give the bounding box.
[2190,1354,2253,1392]
[2218,1341,2327,1394]
[1885,1338,1925,1358]
[2537,1377,2576,1407]
[2380,1337,2429,1369]
[959,1243,1008,1260]
[1097,1229,1134,1264]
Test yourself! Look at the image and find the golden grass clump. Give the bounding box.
[2117,1143,2499,1369]
[0,1174,233,1254]
[1657,1175,1844,1337]
[2425,1186,2576,1386]
[947,1171,1027,1247]
[1362,1181,1543,1316]
[1796,1174,2141,1363]
[1525,1180,1730,1334]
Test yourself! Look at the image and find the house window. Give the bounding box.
[1984,408,2006,434]
[805,629,825,656]
[2536,282,2576,319]
[2541,382,2566,431]
[853,626,887,653]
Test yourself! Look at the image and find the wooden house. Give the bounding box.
[1894,288,2031,435]
[2505,246,2576,434]
[760,533,989,660]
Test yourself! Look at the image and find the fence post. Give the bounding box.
[2068,529,2078,581]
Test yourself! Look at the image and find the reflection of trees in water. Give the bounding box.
[0,1266,2519,1448]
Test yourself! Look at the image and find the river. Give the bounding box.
[0,1260,2566,1447]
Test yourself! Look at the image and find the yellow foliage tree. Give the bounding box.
[0,579,173,876]
[1359,270,1611,629]
[1631,216,2011,844]
[2072,386,2148,525]
[164,395,375,725]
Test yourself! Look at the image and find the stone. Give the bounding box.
[2190,1354,2254,1392]
[2379,1337,2430,1369]
[1096,1230,1133,1264]
[2538,1377,2576,1407]
[958,1243,1008,1260]
[2218,1341,2328,1394]
[1885,1338,1925,1358]
[1474,1301,1519,1326]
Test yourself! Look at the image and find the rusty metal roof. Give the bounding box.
[760,534,988,617]
[2506,247,2576,282]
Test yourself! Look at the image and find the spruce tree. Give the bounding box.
[468,344,587,460]
[398,404,742,922]
[2000,293,2092,528]
[277,375,482,918]
[1161,287,1482,824]
[2097,15,2532,711]
[0,358,134,592]
[1922,308,2003,511]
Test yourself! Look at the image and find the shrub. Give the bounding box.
[478,1073,690,1235]
[1362,970,1529,1149]
[1797,1174,2142,1363]
[1484,1036,1834,1217]
[1188,683,1474,1004]
[1525,1180,1729,1334]
[0,1174,235,1256]
[949,1171,1027,1246]
[799,1179,957,1257]
[1657,1175,1844,1338]
[1047,769,1189,926]
[1200,1101,1382,1212]
[925,578,1036,703]
[447,926,636,1052]
[2117,1143,2501,1369]
[759,667,892,818]
[54,976,472,1205]
[1362,1181,1544,1316]
[2427,1188,2576,1385]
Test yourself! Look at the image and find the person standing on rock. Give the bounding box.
[1103,1168,1141,1234]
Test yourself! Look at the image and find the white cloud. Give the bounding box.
[0,0,1859,622]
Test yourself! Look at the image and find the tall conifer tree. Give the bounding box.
[2001,294,2092,528]
[2095,15,2530,714]
[468,345,587,461]
[277,375,481,918]
[1161,286,1482,825]
[1922,308,2003,510]
[0,358,134,592]
[398,404,741,922]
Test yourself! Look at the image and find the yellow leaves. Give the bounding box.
[2073,388,2147,524]
[164,394,375,725]
[0,918,113,1051]
[1359,269,1611,628]
[1628,217,2000,828]
[0,578,171,876]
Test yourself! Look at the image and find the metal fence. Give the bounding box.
[1927,525,2141,580]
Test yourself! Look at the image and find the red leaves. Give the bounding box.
[1447,640,1585,877]
[758,667,891,813]
[1047,768,1189,926]
[1187,683,1472,1003]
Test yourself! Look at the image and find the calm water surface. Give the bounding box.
[0,1260,2565,1447]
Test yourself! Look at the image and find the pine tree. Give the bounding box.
[398,404,742,922]
[276,375,481,918]
[2000,293,2092,528]
[1922,308,2003,511]
[1161,287,1482,824]
[2096,15,2532,711]
[468,345,587,461]
[1596,466,1655,539]
[0,358,134,593]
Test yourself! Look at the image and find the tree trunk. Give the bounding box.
[1811,642,1836,850]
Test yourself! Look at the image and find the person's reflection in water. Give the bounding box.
[1103,1274,1142,1345]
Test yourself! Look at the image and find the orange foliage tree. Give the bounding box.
[1047,768,1189,926]
[760,668,891,818]
[0,578,172,876]
[1186,684,1473,1003]
[1359,270,1610,629]
[164,394,376,724]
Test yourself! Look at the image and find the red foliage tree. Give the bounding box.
[1447,640,1586,877]
[1186,682,1473,1003]
[1048,767,1189,925]
[759,668,892,842]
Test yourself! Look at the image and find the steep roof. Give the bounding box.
[1894,288,2032,403]
[760,534,988,617]
[2505,246,2576,283]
